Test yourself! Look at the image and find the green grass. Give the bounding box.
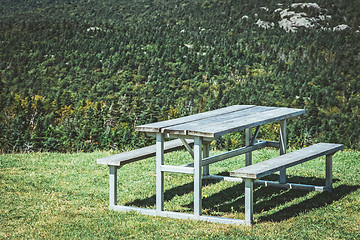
[1,148,359,239]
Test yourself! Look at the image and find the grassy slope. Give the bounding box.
[1,149,359,239]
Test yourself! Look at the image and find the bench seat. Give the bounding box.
[230,143,344,179]
[230,142,343,225]
[97,139,194,167]
[97,138,195,216]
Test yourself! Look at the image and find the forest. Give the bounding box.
[0,0,359,153]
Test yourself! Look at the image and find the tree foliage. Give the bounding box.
[0,0,359,152]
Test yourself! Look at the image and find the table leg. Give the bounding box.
[109,166,118,208]
[326,154,333,191]
[194,136,203,217]
[279,120,287,183]
[203,142,210,176]
[156,133,165,212]
[245,128,252,166]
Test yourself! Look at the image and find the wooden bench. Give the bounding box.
[230,143,343,225]
[97,139,194,208]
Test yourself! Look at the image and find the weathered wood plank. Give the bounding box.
[230,143,343,179]
[134,105,255,133]
[184,107,305,138]
[162,106,275,136]
[97,139,194,166]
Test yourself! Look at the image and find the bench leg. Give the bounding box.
[244,179,254,226]
[203,142,210,176]
[109,166,118,208]
[326,154,333,191]
[194,136,203,217]
[245,128,252,166]
[279,120,287,183]
[156,133,165,212]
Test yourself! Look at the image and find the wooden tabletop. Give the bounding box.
[135,105,305,138]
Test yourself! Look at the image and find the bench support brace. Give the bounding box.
[244,179,254,226]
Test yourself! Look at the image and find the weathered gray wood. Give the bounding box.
[97,139,194,166]
[146,132,215,142]
[162,106,275,135]
[230,143,343,179]
[135,105,255,133]
[190,107,304,138]
[156,133,165,212]
[162,107,304,138]
[194,136,202,217]
[103,105,311,226]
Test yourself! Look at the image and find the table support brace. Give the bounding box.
[180,137,194,159]
[279,120,287,183]
[203,142,210,176]
[245,128,252,166]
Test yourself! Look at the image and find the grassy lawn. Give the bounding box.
[1,148,359,239]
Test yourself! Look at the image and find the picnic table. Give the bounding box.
[98,105,343,225]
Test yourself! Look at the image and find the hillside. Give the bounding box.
[0,0,359,152]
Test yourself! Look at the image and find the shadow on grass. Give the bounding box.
[257,184,360,223]
[187,174,342,213]
[125,172,359,223]
[126,178,219,208]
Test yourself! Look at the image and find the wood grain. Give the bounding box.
[230,143,343,179]
[97,139,194,166]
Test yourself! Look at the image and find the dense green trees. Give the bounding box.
[0,0,359,152]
